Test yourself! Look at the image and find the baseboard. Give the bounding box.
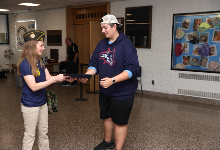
[136,89,220,106]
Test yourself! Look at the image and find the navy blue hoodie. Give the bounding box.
[88,31,139,100]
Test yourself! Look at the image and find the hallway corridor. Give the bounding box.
[1,75,220,150]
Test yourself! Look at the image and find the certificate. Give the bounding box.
[63,74,92,79]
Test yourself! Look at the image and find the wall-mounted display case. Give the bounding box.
[171,11,220,73]
[0,13,9,44]
[125,6,152,48]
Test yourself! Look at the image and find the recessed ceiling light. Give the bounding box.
[0,9,10,11]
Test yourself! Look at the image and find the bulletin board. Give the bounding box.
[171,11,220,73]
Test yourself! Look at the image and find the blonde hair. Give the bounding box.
[17,40,43,77]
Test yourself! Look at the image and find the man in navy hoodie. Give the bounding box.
[80,14,139,150]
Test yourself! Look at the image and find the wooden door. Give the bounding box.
[73,24,90,84]
[90,21,105,91]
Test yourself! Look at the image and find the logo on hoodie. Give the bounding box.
[99,48,115,66]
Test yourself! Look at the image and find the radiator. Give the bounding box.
[174,71,220,100]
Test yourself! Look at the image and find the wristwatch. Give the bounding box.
[112,78,116,84]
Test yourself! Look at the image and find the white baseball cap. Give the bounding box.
[100,14,122,25]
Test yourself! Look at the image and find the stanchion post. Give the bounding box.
[86,70,99,94]
[75,63,88,101]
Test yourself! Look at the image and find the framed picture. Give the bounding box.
[117,18,124,33]
[171,11,220,73]
[16,20,36,50]
[47,30,62,46]
[50,49,59,59]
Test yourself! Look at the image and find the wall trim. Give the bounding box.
[136,90,220,106]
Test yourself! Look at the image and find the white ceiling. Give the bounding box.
[0,0,125,14]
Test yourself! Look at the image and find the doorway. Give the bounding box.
[73,24,90,75]
[66,3,110,91]
[73,21,105,90]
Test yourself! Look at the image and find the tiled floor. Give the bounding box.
[1,75,220,150]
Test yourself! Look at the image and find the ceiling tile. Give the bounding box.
[0,0,125,14]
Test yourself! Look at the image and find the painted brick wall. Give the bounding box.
[7,8,66,66]
[2,0,220,95]
[110,0,220,94]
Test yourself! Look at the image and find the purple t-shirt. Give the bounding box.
[20,59,47,107]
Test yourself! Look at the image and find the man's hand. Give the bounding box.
[100,77,113,88]
[78,78,88,83]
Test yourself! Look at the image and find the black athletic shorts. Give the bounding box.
[99,91,134,125]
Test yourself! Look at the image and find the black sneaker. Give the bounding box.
[94,140,115,150]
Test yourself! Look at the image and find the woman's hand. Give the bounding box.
[53,74,64,82]
[53,74,71,82]
[100,77,113,88]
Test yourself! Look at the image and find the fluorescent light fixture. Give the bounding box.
[18,3,41,6]
[0,9,10,11]
[26,4,41,6]
[126,14,132,16]
[127,20,135,21]
[18,3,33,5]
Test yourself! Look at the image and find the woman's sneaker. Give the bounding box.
[94,140,115,150]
